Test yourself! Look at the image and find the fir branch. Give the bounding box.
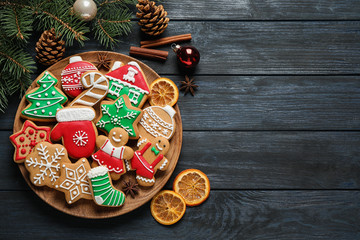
[0,6,33,42]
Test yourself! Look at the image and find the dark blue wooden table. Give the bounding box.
[1,1,360,239]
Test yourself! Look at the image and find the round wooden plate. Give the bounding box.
[13,51,182,219]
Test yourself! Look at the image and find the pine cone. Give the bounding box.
[35,28,65,66]
[136,0,169,36]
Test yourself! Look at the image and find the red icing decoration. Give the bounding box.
[61,59,97,98]
[9,120,52,162]
[51,120,96,159]
[40,133,45,138]
[106,63,150,93]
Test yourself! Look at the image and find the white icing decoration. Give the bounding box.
[72,130,89,147]
[87,166,108,179]
[159,159,168,170]
[25,144,64,185]
[136,175,155,183]
[56,107,95,122]
[112,136,121,143]
[69,56,82,63]
[123,66,138,83]
[156,143,163,151]
[137,137,148,147]
[139,106,175,139]
[41,110,45,113]
[36,103,40,107]
[111,61,123,71]
[45,93,48,97]
[43,84,46,88]
[125,160,131,171]
[52,91,55,95]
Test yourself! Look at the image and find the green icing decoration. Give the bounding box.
[96,95,142,137]
[106,81,145,108]
[22,71,68,119]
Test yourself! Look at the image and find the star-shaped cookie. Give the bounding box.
[54,158,93,204]
[10,120,51,163]
[96,95,143,139]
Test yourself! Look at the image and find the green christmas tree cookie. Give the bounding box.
[96,95,143,139]
[21,71,68,121]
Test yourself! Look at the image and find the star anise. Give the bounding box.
[180,75,198,96]
[93,52,112,71]
[122,179,139,198]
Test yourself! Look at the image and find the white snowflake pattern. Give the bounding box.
[25,144,65,185]
[96,120,110,128]
[101,105,111,117]
[162,128,169,135]
[73,130,89,147]
[151,122,160,130]
[142,112,149,120]
[114,98,124,113]
[55,162,91,203]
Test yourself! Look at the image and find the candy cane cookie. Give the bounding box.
[69,71,109,107]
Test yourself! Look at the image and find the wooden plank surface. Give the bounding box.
[1,191,359,239]
[165,0,360,20]
[2,75,360,131]
[2,130,359,190]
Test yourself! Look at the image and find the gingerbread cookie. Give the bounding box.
[10,120,51,163]
[51,106,98,159]
[105,61,150,108]
[137,105,176,148]
[61,56,98,98]
[127,137,170,187]
[96,95,143,139]
[25,142,70,187]
[54,158,93,204]
[92,128,134,181]
[87,166,126,207]
[21,71,68,122]
[69,71,109,107]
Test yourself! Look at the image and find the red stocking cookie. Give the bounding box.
[91,128,134,181]
[61,56,98,98]
[51,106,98,159]
[128,137,170,187]
[10,120,51,163]
[25,142,70,187]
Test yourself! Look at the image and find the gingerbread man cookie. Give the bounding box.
[96,95,143,139]
[25,142,70,187]
[10,120,51,163]
[91,128,134,181]
[127,137,170,187]
[51,106,98,159]
[137,105,176,148]
[54,158,93,204]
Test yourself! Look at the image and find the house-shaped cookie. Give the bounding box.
[105,61,150,108]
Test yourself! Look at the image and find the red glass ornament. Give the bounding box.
[172,44,200,68]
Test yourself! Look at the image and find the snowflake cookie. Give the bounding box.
[25,142,70,187]
[96,95,143,139]
[54,158,93,204]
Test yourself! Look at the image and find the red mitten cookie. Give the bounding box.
[51,106,98,159]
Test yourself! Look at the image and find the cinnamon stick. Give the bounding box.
[129,46,168,61]
[141,34,192,48]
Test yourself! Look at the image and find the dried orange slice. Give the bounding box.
[149,78,179,107]
[173,169,210,206]
[150,190,186,225]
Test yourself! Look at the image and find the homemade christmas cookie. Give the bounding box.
[137,105,176,147]
[128,137,170,187]
[25,142,70,187]
[96,95,143,139]
[61,56,98,98]
[105,61,150,108]
[87,166,126,207]
[69,71,109,107]
[51,106,98,159]
[10,120,51,163]
[54,158,93,204]
[21,71,68,122]
[92,128,134,181]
